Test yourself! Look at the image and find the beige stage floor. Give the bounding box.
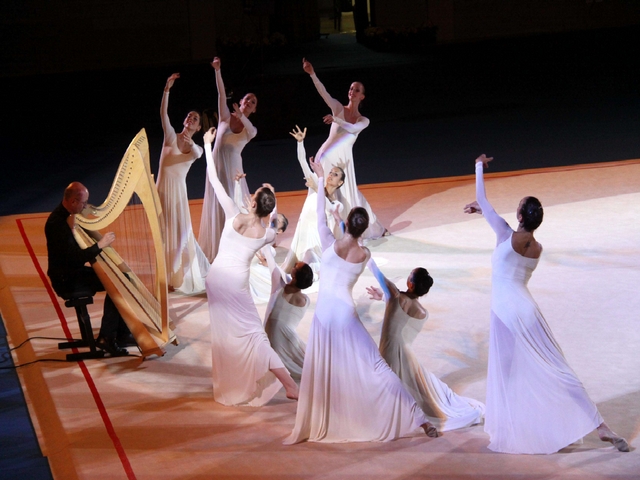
[2,160,640,479]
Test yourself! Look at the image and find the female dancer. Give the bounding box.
[465,154,629,454]
[203,127,298,406]
[282,125,345,278]
[302,58,386,239]
[263,246,313,382]
[285,160,437,444]
[156,73,209,294]
[199,57,258,262]
[366,261,485,432]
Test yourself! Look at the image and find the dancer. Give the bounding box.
[302,58,386,239]
[203,128,298,406]
[199,57,258,262]
[281,125,345,278]
[465,154,629,454]
[156,73,209,294]
[233,173,290,304]
[285,160,437,444]
[366,261,485,432]
[263,246,313,382]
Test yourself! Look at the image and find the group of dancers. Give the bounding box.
[154,57,630,454]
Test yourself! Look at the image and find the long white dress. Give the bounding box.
[204,142,284,407]
[199,68,257,262]
[282,140,343,280]
[310,73,385,239]
[263,247,307,382]
[285,177,428,444]
[369,261,485,432]
[476,162,603,454]
[156,92,209,294]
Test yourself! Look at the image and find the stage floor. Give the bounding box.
[2,160,639,479]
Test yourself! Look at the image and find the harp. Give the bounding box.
[73,129,173,357]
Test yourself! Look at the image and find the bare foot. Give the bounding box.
[597,423,630,452]
[421,422,439,438]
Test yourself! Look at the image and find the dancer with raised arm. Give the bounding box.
[302,58,386,239]
[263,246,313,382]
[202,127,298,406]
[156,73,209,294]
[366,261,485,432]
[199,57,258,262]
[465,154,629,454]
[282,125,345,277]
[285,159,437,444]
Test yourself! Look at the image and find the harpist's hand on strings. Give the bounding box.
[211,57,221,70]
[203,127,217,145]
[322,114,334,125]
[97,232,116,249]
[463,201,483,215]
[289,125,307,142]
[366,286,384,301]
[165,73,180,91]
[475,154,493,168]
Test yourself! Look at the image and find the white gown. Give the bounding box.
[282,140,343,281]
[476,162,603,454]
[285,177,427,444]
[374,279,485,431]
[263,247,308,382]
[156,94,209,294]
[199,68,257,262]
[204,142,284,407]
[310,73,385,239]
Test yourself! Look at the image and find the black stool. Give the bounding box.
[58,289,105,361]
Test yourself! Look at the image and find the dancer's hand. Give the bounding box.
[464,201,482,215]
[203,127,217,145]
[211,57,221,70]
[475,154,493,168]
[165,73,180,91]
[322,114,334,125]
[262,183,275,193]
[304,176,318,192]
[309,156,324,178]
[255,250,267,267]
[289,125,307,142]
[366,286,383,301]
[232,103,243,119]
[234,171,247,182]
[302,58,314,75]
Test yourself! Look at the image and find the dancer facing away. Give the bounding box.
[282,125,346,277]
[232,172,290,304]
[263,245,314,382]
[465,154,629,454]
[366,261,485,432]
[199,56,258,262]
[285,159,437,444]
[302,58,386,239]
[155,73,209,294]
[203,127,298,406]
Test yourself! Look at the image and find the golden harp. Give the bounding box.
[73,129,173,357]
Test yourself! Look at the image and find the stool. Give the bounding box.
[58,290,105,361]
